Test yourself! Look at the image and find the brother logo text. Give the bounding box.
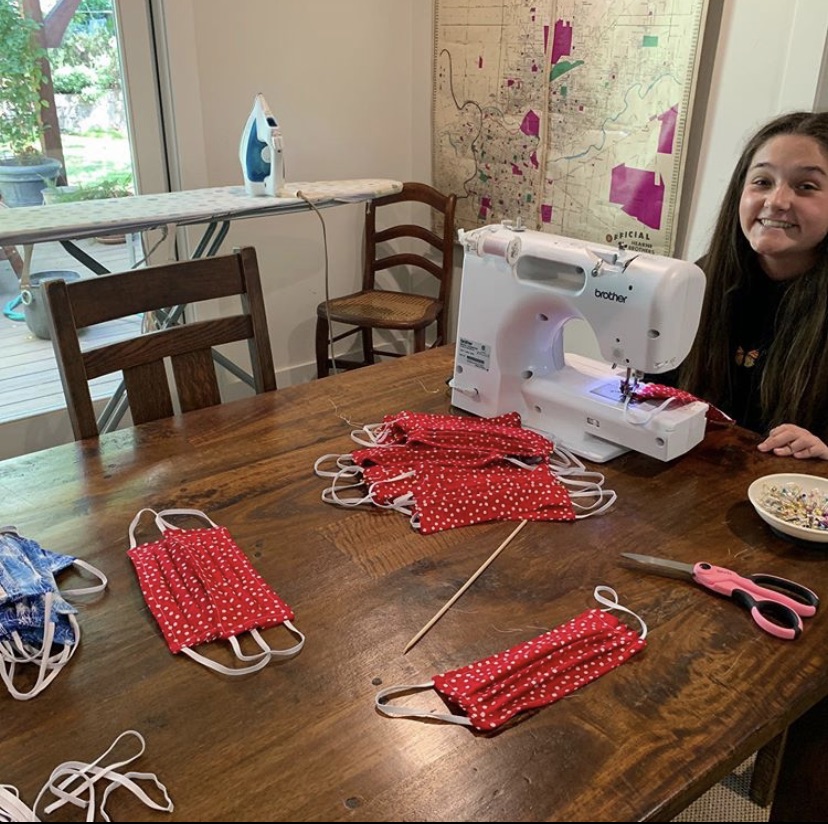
[594,288,628,303]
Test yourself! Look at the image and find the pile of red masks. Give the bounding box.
[315,410,615,534]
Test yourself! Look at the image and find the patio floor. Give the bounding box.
[0,236,142,424]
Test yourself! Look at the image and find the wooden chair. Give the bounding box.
[315,181,457,378]
[44,246,277,441]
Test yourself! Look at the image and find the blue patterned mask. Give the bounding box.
[0,527,106,700]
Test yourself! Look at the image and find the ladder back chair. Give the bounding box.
[315,181,457,378]
[44,246,277,441]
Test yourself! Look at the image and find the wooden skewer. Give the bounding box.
[402,519,529,655]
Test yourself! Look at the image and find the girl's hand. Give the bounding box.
[757,424,828,460]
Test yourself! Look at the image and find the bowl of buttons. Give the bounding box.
[748,473,828,546]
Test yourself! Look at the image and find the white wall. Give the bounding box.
[156,0,422,387]
[4,0,828,457]
[682,0,828,262]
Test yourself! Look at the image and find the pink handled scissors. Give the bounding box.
[621,552,819,641]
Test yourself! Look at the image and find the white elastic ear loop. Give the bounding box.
[0,784,37,822]
[366,471,417,514]
[571,488,617,519]
[60,559,108,598]
[0,595,79,701]
[127,508,160,549]
[231,620,306,662]
[622,393,677,426]
[181,645,271,676]
[32,729,173,822]
[181,622,306,675]
[153,508,218,532]
[593,585,648,639]
[349,422,387,447]
[375,682,474,727]
[549,444,586,474]
[320,465,373,507]
[555,467,617,519]
[313,453,358,478]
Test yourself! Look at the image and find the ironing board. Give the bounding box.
[0,179,403,274]
[0,178,403,431]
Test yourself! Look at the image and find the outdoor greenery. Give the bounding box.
[43,170,131,202]
[48,0,120,102]
[62,133,131,186]
[52,64,98,95]
[50,0,132,188]
[0,0,49,159]
[0,0,132,192]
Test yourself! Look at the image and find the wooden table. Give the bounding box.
[2,346,826,822]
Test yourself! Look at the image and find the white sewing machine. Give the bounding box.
[450,223,708,463]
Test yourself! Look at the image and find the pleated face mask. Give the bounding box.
[0,527,107,701]
[315,410,616,533]
[127,508,304,676]
[630,382,734,424]
[376,587,647,731]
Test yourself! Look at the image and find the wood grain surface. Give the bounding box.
[1,346,826,822]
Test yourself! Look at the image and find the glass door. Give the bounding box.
[0,0,168,444]
[37,0,168,202]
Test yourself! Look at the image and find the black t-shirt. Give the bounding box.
[727,275,787,433]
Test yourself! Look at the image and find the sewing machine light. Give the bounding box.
[451,225,708,463]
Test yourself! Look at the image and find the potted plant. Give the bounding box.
[0,0,62,207]
[41,172,133,204]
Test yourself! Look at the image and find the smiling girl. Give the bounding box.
[678,111,828,460]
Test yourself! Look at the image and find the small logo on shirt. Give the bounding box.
[735,346,760,368]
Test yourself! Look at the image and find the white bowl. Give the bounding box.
[748,473,828,545]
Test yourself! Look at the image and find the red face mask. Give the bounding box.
[376,587,647,731]
[631,383,733,424]
[316,411,615,533]
[127,508,304,676]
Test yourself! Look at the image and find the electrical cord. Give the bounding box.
[296,191,339,375]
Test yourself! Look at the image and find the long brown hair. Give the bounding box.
[679,111,828,437]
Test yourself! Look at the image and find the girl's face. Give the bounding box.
[739,134,828,280]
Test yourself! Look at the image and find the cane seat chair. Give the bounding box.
[44,246,277,441]
[315,181,457,378]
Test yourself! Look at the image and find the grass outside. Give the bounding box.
[60,131,133,189]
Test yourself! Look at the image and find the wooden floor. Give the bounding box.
[0,237,142,424]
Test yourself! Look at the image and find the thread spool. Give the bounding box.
[480,234,521,265]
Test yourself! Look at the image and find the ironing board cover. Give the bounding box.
[0,180,403,246]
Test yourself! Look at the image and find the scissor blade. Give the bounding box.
[620,552,695,580]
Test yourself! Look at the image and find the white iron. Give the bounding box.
[239,93,285,197]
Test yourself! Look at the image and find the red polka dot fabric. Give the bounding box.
[432,608,646,731]
[632,383,734,424]
[347,411,575,534]
[127,525,294,654]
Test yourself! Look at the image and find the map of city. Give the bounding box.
[433,0,708,254]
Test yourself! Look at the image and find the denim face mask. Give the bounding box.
[0,529,76,602]
[0,527,107,701]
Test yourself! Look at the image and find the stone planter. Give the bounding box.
[0,156,62,207]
